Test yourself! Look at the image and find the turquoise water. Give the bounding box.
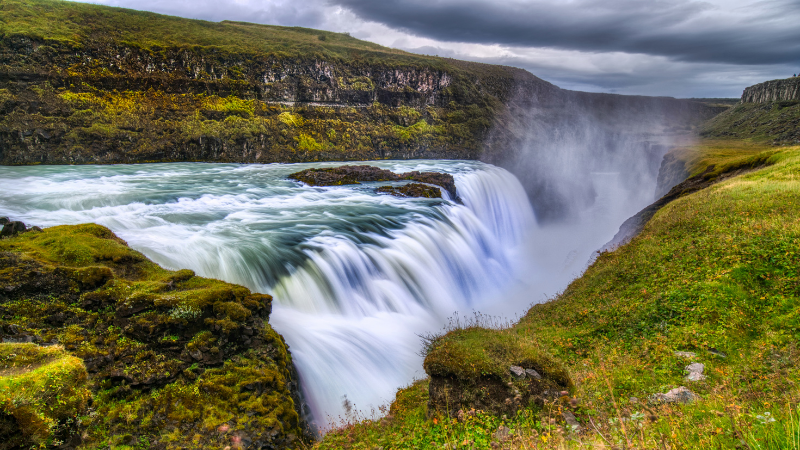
[0,159,649,428]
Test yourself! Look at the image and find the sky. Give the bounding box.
[75,0,800,98]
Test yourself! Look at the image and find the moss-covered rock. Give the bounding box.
[288,165,457,198]
[0,343,90,448]
[423,327,572,417]
[0,224,310,448]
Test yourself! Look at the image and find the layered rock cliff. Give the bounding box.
[0,0,723,174]
[741,77,800,103]
[701,77,800,145]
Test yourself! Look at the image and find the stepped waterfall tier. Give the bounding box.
[0,160,656,429]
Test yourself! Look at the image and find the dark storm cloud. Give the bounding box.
[331,0,800,65]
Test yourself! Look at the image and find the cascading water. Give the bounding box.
[0,159,652,428]
[0,161,537,425]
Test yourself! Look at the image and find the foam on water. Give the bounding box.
[0,160,651,429]
[0,161,540,427]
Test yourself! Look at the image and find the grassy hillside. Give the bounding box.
[0,0,432,64]
[702,102,800,144]
[317,139,800,449]
[0,0,719,168]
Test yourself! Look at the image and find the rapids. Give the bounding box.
[0,160,651,429]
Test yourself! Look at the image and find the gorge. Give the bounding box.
[0,155,662,431]
[8,0,796,448]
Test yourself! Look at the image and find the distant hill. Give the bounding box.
[701,77,800,144]
[0,0,724,222]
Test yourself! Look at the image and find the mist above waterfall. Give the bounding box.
[484,86,709,225]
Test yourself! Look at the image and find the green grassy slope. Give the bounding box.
[317,140,800,449]
[0,0,430,64]
[702,102,800,144]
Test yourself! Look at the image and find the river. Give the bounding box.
[0,160,650,429]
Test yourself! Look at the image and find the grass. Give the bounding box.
[701,101,800,144]
[316,140,800,449]
[0,0,425,65]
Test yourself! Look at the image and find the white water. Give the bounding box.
[0,160,651,429]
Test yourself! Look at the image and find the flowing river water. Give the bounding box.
[0,160,653,429]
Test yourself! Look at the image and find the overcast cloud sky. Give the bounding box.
[75,0,800,98]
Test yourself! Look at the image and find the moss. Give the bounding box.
[423,327,571,385]
[0,343,91,447]
[0,224,307,448]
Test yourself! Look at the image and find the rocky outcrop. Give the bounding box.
[288,165,458,198]
[0,223,311,448]
[376,183,442,199]
[422,328,572,417]
[741,77,800,103]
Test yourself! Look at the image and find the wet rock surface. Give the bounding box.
[289,165,458,199]
[376,183,442,198]
[0,217,39,238]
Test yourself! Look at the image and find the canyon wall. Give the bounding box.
[741,77,800,103]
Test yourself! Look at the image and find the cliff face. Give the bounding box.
[0,0,722,170]
[741,77,800,103]
[701,78,800,145]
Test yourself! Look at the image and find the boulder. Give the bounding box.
[424,327,572,417]
[376,183,442,198]
[685,362,706,382]
[650,386,698,404]
[0,221,26,237]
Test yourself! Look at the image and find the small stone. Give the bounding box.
[685,362,706,382]
[562,411,581,431]
[674,351,696,358]
[525,368,542,379]
[509,365,526,379]
[493,425,511,442]
[708,347,728,358]
[629,397,639,404]
[650,386,698,404]
[189,350,203,360]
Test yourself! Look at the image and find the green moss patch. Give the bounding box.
[423,327,569,385]
[0,343,90,448]
[0,224,308,448]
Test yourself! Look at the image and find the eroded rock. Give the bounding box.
[424,327,572,417]
[376,183,442,198]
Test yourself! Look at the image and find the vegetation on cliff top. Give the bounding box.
[701,101,800,144]
[317,139,800,449]
[0,0,428,64]
[0,224,308,448]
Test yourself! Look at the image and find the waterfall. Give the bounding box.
[269,165,536,425]
[0,161,539,428]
